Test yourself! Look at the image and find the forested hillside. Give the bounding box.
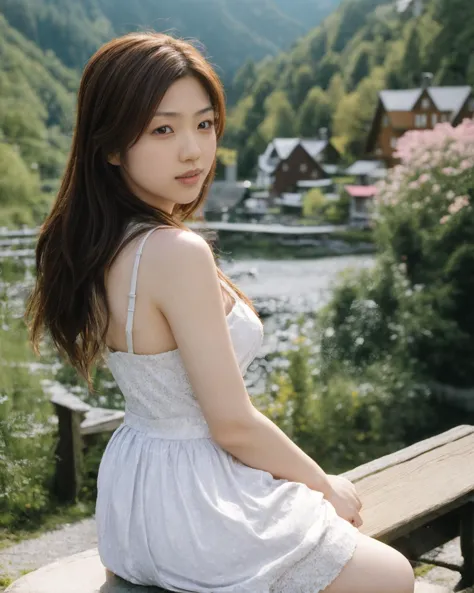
[0,0,339,227]
[0,0,338,83]
[1,0,474,225]
[226,0,474,176]
[0,14,76,226]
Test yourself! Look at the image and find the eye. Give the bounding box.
[153,125,173,135]
[199,120,215,130]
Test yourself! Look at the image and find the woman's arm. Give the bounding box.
[146,229,332,496]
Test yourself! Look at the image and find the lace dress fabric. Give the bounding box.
[96,224,358,592]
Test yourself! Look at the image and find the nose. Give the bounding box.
[179,130,202,162]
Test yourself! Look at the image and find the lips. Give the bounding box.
[176,169,202,179]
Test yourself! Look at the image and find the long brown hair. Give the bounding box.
[25,31,256,390]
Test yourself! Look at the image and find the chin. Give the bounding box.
[173,190,203,205]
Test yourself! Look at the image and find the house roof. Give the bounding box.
[345,160,385,176]
[272,138,300,160]
[396,0,413,11]
[322,164,339,175]
[379,86,472,118]
[258,137,335,175]
[300,140,328,160]
[345,185,378,198]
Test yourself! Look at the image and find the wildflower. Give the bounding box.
[448,195,470,215]
[418,173,430,184]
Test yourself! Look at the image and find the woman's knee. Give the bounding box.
[323,533,415,593]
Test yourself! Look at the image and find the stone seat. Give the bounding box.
[5,549,170,593]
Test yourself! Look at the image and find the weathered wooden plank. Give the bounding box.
[81,408,125,435]
[357,433,474,541]
[44,380,91,413]
[342,425,474,483]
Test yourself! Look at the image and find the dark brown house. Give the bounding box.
[257,137,340,196]
[272,143,327,196]
[366,82,474,167]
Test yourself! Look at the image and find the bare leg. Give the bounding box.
[323,532,415,593]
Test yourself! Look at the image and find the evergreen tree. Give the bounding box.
[327,73,345,109]
[401,26,423,87]
[297,87,331,137]
[259,91,296,141]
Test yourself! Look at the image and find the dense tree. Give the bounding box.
[400,27,423,87]
[432,0,474,85]
[228,0,474,166]
[0,0,335,87]
[347,43,372,90]
[297,87,331,137]
[259,91,296,141]
[327,73,345,108]
[289,64,315,107]
[333,67,385,156]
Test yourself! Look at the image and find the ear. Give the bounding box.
[107,152,121,166]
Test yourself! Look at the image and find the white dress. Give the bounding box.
[96,225,358,593]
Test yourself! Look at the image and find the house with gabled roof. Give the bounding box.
[256,135,341,196]
[366,77,474,166]
[345,160,387,185]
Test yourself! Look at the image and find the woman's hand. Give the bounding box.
[324,474,363,528]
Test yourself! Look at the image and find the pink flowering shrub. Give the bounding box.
[377,119,474,226]
[322,119,474,389]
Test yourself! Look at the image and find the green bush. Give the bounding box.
[320,120,474,392]
[0,315,55,528]
[257,334,435,474]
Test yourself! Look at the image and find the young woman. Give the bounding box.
[26,32,415,593]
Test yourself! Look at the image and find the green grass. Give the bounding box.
[413,563,433,578]
[0,574,13,589]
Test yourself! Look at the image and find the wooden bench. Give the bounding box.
[6,425,474,592]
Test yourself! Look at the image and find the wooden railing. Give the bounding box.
[44,381,124,502]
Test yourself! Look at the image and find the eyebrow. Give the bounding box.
[153,106,214,117]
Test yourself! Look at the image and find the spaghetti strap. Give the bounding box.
[125,227,161,353]
[219,277,239,303]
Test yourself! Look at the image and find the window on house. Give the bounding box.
[375,147,383,156]
[390,137,398,149]
[431,113,438,127]
[282,163,289,172]
[421,98,431,109]
[382,114,389,127]
[415,114,428,127]
[440,114,449,122]
[300,163,307,173]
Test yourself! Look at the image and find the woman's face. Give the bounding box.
[117,76,217,214]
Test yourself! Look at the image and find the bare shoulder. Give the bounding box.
[146,227,213,271]
[143,228,217,306]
